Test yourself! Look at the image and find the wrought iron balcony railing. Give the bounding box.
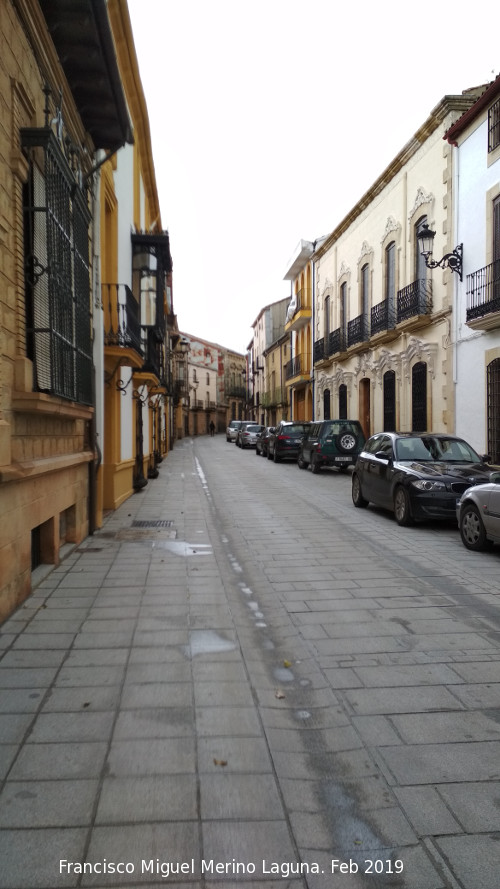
[329,327,346,355]
[103,284,142,355]
[347,314,369,347]
[371,299,395,335]
[285,353,309,380]
[261,387,287,406]
[466,259,500,321]
[313,338,325,363]
[396,279,432,323]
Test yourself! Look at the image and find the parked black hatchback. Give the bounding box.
[268,421,311,462]
[352,431,495,526]
[298,420,365,473]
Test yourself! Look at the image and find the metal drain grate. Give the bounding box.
[131,520,174,528]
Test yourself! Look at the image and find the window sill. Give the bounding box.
[11,391,93,420]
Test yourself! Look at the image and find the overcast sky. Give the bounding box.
[127,0,499,355]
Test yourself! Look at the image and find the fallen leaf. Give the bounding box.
[82,702,90,708]
[275,689,286,699]
[213,758,228,767]
[283,660,292,668]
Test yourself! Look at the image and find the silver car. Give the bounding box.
[237,423,264,449]
[226,420,244,442]
[456,473,500,550]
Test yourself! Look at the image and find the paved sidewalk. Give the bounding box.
[0,439,313,889]
[2,436,500,889]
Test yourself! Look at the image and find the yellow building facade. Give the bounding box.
[284,242,317,421]
[0,0,132,621]
[100,0,174,514]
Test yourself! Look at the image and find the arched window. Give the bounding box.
[385,242,396,325]
[411,362,427,432]
[323,388,331,420]
[487,357,500,463]
[415,216,428,283]
[339,384,347,419]
[383,370,396,431]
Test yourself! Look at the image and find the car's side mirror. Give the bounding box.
[374,451,390,461]
[483,455,492,463]
[490,470,500,484]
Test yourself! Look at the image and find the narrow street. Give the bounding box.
[1,435,500,889]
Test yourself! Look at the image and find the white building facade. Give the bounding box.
[445,75,500,462]
[313,90,479,439]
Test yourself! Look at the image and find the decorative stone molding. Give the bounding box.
[337,260,350,282]
[358,241,374,264]
[401,336,438,380]
[381,216,401,245]
[408,187,434,223]
[372,349,402,387]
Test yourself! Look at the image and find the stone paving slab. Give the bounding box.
[2,437,500,888]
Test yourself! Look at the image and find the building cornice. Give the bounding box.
[315,94,475,260]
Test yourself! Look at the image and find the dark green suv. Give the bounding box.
[298,420,366,474]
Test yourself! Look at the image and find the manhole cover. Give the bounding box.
[131,520,173,528]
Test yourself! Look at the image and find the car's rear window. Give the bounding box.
[285,424,310,435]
[245,425,261,432]
[321,421,361,437]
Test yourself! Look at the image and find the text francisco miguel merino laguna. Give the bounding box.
[59,858,349,879]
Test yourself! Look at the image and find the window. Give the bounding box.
[361,263,369,319]
[383,370,396,431]
[23,129,92,404]
[488,97,500,153]
[411,362,427,432]
[338,383,347,419]
[385,242,395,316]
[323,388,331,420]
[324,295,330,341]
[415,216,428,282]
[206,373,210,386]
[487,358,500,463]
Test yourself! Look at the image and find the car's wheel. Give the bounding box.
[311,455,321,474]
[394,486,414,526]
[336,432,358,453]
[267,448,273,460]
[226,436,230,442]
[460,503,490,551]
[273,449,280,463]
[352,473,368,508]
[297,452,308,469]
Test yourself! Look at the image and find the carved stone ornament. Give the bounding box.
[381,216,401,245]
[358,241,374,264]
[401,336,438,381]
[337,260,350,282]
[408,187,434,223]
[371,349,402,387]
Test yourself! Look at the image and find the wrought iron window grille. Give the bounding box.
[22,86,93,405]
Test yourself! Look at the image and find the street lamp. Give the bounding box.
[416,223,463,281]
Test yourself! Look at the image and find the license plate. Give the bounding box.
[335,456,351,462]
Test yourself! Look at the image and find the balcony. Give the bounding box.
[396,279,432,325]
[285,353,310,386]
[226,384,246,399]
[261,387,286,407]
[285,288,312,332]
[103,284,143,368]
[371,299,396,335]
[347,314,369,348]
[314,328,347,365]
[466,260,500,330]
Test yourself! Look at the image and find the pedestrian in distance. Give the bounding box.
[209,420,215,437]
